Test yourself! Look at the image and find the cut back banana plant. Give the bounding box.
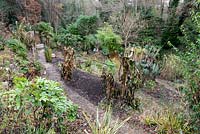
[83,106,130,134]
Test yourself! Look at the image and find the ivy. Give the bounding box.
[179,1,200,132]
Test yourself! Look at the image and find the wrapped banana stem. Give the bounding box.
[61,46,75,81]
[101,68,115,100]
[119,56,142,103]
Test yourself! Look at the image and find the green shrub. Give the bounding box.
[68,15,99,36]
[161,0,180,48]
[57,30,83,49]
[35,22,54,45]
[178,2,200,132]
[138,7,164,47]
[58,15,99,52]
[181,24,200,133]
[184,71,200,132]
[96,24,123,55]
[35,22,53,36]
[83,34,98,51]
[5,38,28,58]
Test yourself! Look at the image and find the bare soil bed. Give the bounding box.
[66,70,104,105]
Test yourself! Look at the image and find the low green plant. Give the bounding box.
[0,35,5,50]
[83,106,130,134]
[144,80,157,90]
[20,60,42,79]
[51,32,61,49]
[0,77,77,133]
[140,61,160,79]
[136,45,161,79]
[66,100,78,122]
[144,116,157,127]
[105,60,116,75]
[13,22,35,49]
[45,47,52,62]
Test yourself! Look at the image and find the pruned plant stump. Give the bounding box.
[101,70,115,100]
[61,46,75,81]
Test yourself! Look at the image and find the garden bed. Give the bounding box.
[50,50,183,134]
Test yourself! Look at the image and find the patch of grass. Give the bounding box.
[161,54,185,81]
[143,109,190,134]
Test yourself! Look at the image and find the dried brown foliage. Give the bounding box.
[101,69,115,100]
[6,0,41,24]
[61,46,75,81]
